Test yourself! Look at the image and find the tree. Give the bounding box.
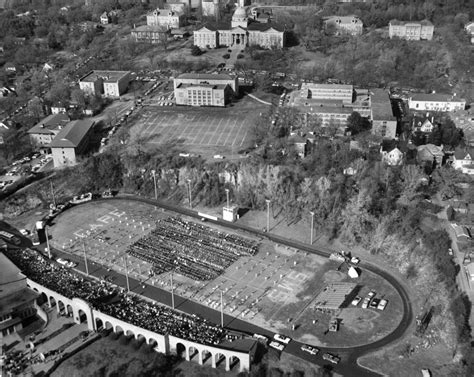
[190,45,203,56]
[346,112,370,135]
[70,89,86,108]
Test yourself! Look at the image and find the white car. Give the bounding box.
[274,334,291,344]
[351,256,360,264]
[351,296,362,306]
[19,229,30,236]
[301,344,319,355]
[56,258,68,266]
[377,299,388,311]
[269,341,285,351]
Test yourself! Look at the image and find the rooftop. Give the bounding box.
[79,70,131,83]
[177,83,228,90]
[324,15,362,25]
[0,252,24,286]
[50,119,95,148]
[389,19,433,26]
[301,83,353,91]
[410,93,466,103]
[314,282,357,310]
[371,89,396,121]
[133,25,168,32]
[176,73,235,81]
[28,113,70,135]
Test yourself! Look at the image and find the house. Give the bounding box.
[452,147,474,175]
[288,133,310,158]
[171,29,189,39]
[408,93,466,112]
[131,25,168,44]
[50,119,96,168]
[370,89,397,139]
[50,105,67,114]
[381,142,404,165]
[451,200,469,214]
[146,8,185,29]
[174,73,238,107]
[416,144,444,167]
[79,70,130,97]
[324,15,363,36]
[465,22,474,44]
[416,118,435,133]
[389,19,434,40]
[100,11,110,25]
[27,113,70,148]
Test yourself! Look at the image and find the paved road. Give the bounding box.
[3,196,413,376]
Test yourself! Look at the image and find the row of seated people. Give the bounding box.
[126,217,259,281]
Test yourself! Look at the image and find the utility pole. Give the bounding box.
[225,188,230,208]
[170,270,175,309]
[220,290,224,327]
[266,199,271,232]
[187,179,192,208]
[82,239,89,276]
[45,226,51,259]
[123,254,130,293]
[151,170,157,200]
[310,211,315,245]
[50,180,56,208]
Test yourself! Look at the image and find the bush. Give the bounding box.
[222,54,230,59]
[237,54,244,59]
[190,45,203,56]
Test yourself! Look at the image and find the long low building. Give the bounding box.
[174,73,238,107]
[408,93,466,112]
[370,89,397,139]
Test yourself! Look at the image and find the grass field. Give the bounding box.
[49,199,403,349]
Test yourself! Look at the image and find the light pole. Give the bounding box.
[225,188,230,208]
[151,170,157,200]
[50,180,56,208]
[170,269,175,309]
[82,239,89,276]
[266,199,271,232]
[310,211,315,245]
[186,179,192,208]
[45,226,51,259]
[123,254,130,293]
[220,290,224,327]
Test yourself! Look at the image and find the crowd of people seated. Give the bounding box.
[96,294,225,345]
[4,248,115,307]
[127,217,259,281]
[3,248,227,345]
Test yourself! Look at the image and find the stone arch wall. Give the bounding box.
[168,335,250,372]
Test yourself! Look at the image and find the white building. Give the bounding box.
[79,70,130,98]
[381,146,404,166]
[452,147,474,175]
[174,73,238,107]
[324,15,363,36]
[465,22,474,44]
[408,93,466,112]
[193,2,285,49]
[389,19,434,40]
[146,8,185,29]
[27,113,70,147]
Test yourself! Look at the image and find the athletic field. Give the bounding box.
[132,107,259,148]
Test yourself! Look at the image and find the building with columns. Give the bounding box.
[194,0,285,49]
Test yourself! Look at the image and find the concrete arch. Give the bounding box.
[136,334,146,342]
[215,352,226,369]
[95,317,104,330]
[176,342,186,359]
[104,321,113,330]
[188,346,199,361]
[66,304,73,316]
[148,338,159,352]
[126,329,135,337]
[115,325,124,334]
[202,349,212,365]
[58,300,65,314]
[230,355,240,370]
[49,296,57,308]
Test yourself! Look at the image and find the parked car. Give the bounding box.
[377,299,388,311]
[370,298,380,309]
[322,353,340,364]
[274,334,291,344]
[66,261,77,268]
[56,258,68,266]
[351,296,362,306]
[301,344,319,355]
[269,341,284,351]
[362,297,371,309]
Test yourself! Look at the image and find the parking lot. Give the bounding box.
[0,153,52,191]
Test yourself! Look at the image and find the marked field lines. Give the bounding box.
[136,109,255,147]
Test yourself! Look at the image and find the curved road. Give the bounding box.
[5,196,413,376]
